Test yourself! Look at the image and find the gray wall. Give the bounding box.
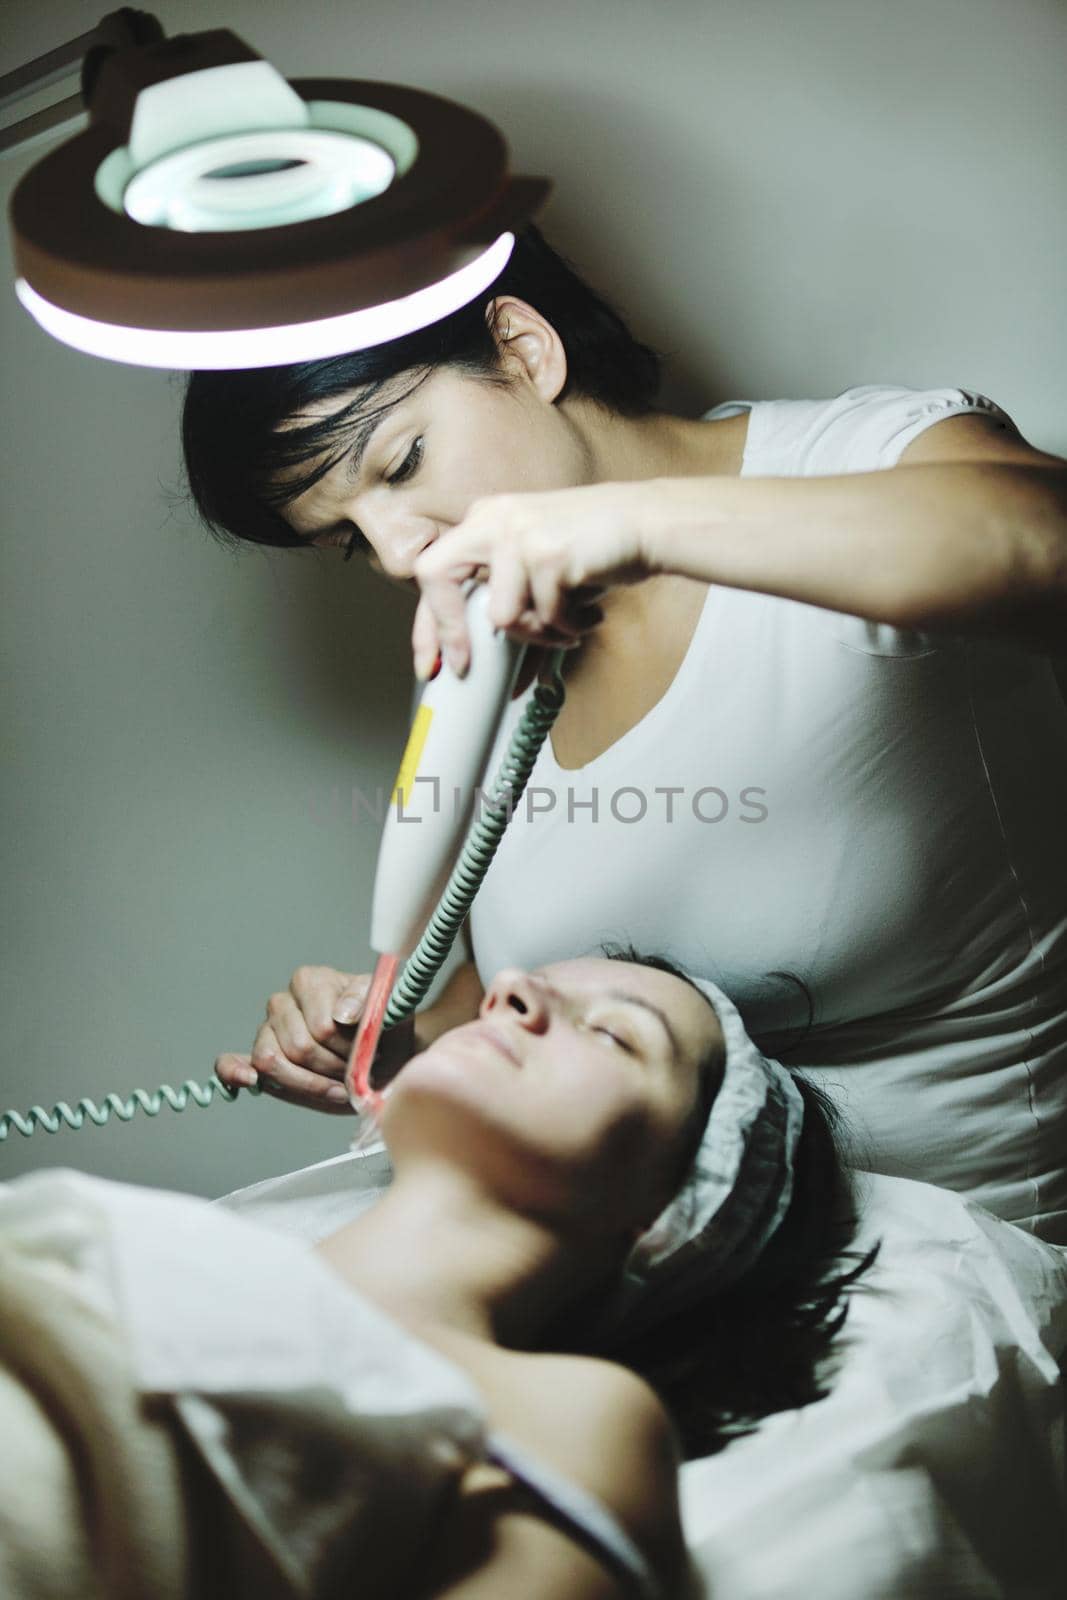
[2,0,1065,1198]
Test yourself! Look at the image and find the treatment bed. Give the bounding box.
[0,1153,1063,1598]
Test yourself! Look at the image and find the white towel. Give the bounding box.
[0,1167,486,1599]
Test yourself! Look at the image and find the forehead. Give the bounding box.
[537,958,718,1061]
[270,368,432,505]
[279,370,424,432]
[278,361,497,446]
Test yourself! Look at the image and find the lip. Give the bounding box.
[468,1021,523,1068]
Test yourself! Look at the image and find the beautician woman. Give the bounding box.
[182,224,1067,1243]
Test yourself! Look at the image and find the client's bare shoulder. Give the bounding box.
[418,1338,698,1599]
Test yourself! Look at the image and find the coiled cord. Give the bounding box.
[384,652,565,1026]
[1,650,566,1142]
[0,1078,262,1142]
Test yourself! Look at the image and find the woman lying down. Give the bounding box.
[0,954,873,1600]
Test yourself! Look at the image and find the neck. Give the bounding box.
[556,399,744,642]
[314,1162,615,1350]
[563,398,744,487]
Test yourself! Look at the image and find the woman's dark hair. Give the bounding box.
[181,223,665,552]
[580,948,878,1462]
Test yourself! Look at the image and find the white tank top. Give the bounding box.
[470,385,1067,1242]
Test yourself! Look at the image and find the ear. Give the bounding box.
[482,295,568,403]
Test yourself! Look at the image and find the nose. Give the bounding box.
[480,968,551,1033]
[361,513,442,580]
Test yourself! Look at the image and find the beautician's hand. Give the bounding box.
[410,481,659,679]
[214,966,415,1114]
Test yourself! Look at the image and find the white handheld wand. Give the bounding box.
[371,586,525,958]
[346,586,528,1109]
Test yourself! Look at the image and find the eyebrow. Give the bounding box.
[604,990,681,1058]
[290,411,396,547]
[343,409,397,483]
[536,974,681,1059]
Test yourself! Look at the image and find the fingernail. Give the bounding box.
[327,1084,350,1104]
[235,1066,258,1087]
[334,1001,360,1024]
[414,648,443,683]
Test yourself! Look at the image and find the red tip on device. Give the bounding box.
[345,952,401,1113]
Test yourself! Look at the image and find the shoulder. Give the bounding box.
[489,1349,686,1543]
[525,1354,695,1592]
[544,1356,683,1524]
[423,1350,695,1599]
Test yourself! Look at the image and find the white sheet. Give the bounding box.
[0,1165,487,1599]
[2,1155,1062,1597]
[680,1173,1067,1598]
[219,1152,1067,1598]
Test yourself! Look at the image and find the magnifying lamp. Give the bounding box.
[8,17,551,367]
[2,17,565,1141]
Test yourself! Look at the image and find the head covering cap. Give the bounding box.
[595,976,805,1341]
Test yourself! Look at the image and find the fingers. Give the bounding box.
[257,998,343,1081]
[527,561,568,634]
[414,578,598,689]
[413,557,480,678]
[213,1050,354,1114]
[411,480,648,680]
[486,550,531,633]
[291,965,369,1047]
[483,541,571,637]
[214,1051,259,1090]
[218,966,376,1116]
[257,1051,355,1112]
[413,527,606,687]
[218,1012,418,1115]
[411,594,441,682]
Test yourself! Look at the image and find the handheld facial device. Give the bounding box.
[346,587,524,1113]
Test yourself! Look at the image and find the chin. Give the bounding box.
[381,1053,565,1189]
[381,1043,517,1135]
[392,1035,507,1090]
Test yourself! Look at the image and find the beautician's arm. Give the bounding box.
[644,453,1067,654]
[413,414,1067,667]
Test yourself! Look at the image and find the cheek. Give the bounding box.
[438,406,580,500]
[542,1080,658,1193]
[382,1049,652,1209]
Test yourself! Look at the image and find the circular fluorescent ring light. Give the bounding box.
[11,73,550,335]
[122,129,397,232]
[14,231,517,368]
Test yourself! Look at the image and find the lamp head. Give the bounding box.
[9,22,550,368]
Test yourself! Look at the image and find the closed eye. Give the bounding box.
[386,435,424,487]
[340,435,422,559]
[592,1026,635,1053]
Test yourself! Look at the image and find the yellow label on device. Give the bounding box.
[391,704,434,807]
